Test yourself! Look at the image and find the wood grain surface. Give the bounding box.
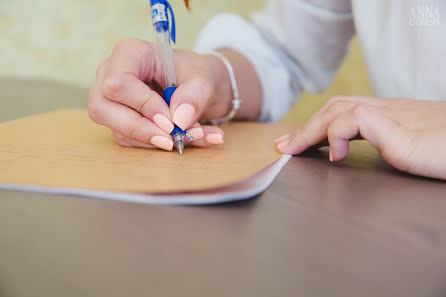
[1,79,446,297]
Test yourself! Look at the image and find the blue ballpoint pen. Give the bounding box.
[150,0,186,155]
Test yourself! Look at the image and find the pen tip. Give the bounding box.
[179,148,183,156]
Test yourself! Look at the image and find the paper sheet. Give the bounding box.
[0,155,291,205]
[0,110,293,204]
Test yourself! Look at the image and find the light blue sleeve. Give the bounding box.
[195,0,355,122]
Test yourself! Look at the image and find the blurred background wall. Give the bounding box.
[0,0,372,123]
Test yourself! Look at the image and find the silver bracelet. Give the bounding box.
[203,50,241,126]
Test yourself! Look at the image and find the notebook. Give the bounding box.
[0,110,293,205]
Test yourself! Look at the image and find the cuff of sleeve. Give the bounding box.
[195,14,300,122]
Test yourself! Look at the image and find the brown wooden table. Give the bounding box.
[1,79,446,297]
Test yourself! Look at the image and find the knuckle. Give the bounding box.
[327,99,348,113]
[327,121,338,137]
[352,103,369,119]
[326,95,344,106]
[128,126,139,141]
[127,123,145,142]
[103,75,126,97]
[138,90,159,115]
[115,136,125,145]
[117,139,131,147]
[115,135,130,147]
[113,39,132,53]
[88,103,102,123]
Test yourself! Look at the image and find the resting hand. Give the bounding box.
[275,96,446,180]
[89,39,229,151]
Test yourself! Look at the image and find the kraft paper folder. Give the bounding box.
[0,110,293,205]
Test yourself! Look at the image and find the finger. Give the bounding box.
[327,104,412,165]
[103,41,174,134]
[89,59,110,120]
[106,39,154,81]
[188,124,224,147]
[98,100,174,151]
[89,63,174,151]
[277,100,356,155]
[289,95,385,149]
[89,59,110,111]
[186,122,205,143]
[274,133,290,144]
[112,131,156,149]
[170,77,213,130]
[103,74,173,134]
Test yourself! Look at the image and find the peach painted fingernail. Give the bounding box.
[150,136,173,151]
[276,140,289,149]
[172,103,195,130]
[153,114,174,134]
[188,127,204,141]
[329,147,333,162]
[206,133,224,144]
[274,134,290,144]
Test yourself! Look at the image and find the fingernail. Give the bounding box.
[172,103,195,130]
[329,147,333,162]
[188,128,204,141]
[276,140,288,149]
[274,134,290,144]
[150,136,173,151]
[206,133,224,144]
[153,114,174,134]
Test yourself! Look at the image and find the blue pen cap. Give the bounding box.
[150,0,176,43]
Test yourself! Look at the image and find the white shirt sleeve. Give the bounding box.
[195,0,355,122]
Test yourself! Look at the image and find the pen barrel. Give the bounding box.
[155,30,177,88]
[151,0,177,88]
[151,0,184,154]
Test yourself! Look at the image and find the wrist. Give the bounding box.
[200,51,234,121]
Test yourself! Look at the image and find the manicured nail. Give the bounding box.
[274,134,290,144]
[188,127,204,141]
[206,133,224,144]
[150,136,173,151]
[153,113,174,134]
[276,140,288,150]
[172,103,195,130]
[329,147,333,162]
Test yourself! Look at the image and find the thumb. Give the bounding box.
[169,77,213,130]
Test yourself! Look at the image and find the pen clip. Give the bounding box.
[164,0,176,43]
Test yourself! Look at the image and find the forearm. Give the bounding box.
[202,49,262,122]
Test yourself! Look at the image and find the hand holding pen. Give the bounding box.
[88,22,228,151]
[151,0,187,154]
